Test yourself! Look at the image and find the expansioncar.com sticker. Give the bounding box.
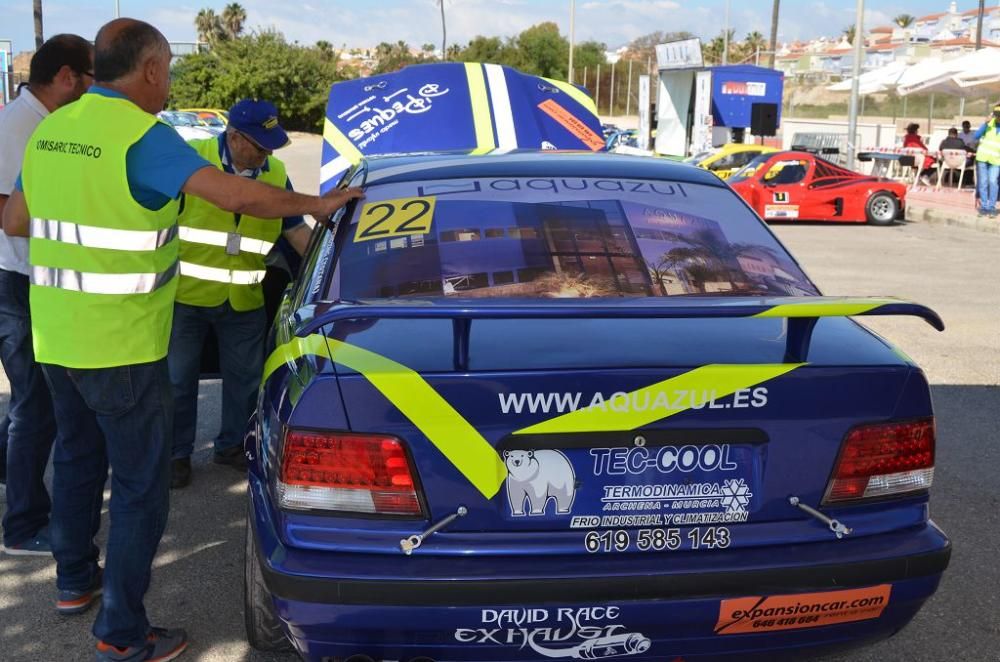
[714,585,892,634]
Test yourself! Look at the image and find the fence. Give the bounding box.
[576,58,653,118]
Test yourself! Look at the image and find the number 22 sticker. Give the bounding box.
[354,196,436,243]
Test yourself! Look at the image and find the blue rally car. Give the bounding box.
[243,149,950,661]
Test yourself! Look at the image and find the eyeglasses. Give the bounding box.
[237,130,271,155]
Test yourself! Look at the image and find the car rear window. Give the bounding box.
[330,176,817,299]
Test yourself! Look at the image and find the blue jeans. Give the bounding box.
[0,270,56,546]
[0,416,8,480]
[43,359,173,647]
[168,302,265,459]
[977,161,1000,210]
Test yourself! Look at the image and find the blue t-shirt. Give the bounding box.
[16,86,211,211]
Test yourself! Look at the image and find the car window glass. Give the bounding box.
[730,151,758,168]
[684,151,713,164]
[329,176,817,299]
[295,171,366,309]
[763,160,809,185]
[728,153,773,182]
[708,153,736,170]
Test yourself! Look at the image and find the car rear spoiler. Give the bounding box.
[296,297,942,367]
[295,296,944,370]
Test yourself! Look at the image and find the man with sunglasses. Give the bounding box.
[168,99,312,488]
[0,34,93,557]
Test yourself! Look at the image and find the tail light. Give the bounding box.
[823,418,935,504]
[277,429,423,516]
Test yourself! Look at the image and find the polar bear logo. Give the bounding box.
[504,449,576,517]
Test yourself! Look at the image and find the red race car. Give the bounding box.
[727,150,906,225]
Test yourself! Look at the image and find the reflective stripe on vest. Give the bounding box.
[179,261,265,285]
[21,93,180,369]
[32,218,177,251]
[177,226,274,255]
[977,123,1000,164]
[175,137,285,310]
[32,261,178,294]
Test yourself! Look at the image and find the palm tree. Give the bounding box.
[894,13,915,49]
[767,0,780,68]
[195,8,223,46]
[438,0,447,60]
[221,2,246,40]
[843,25,856,44]
[33,0,43,49]
[704,30,735,65]
[744,31,766,62]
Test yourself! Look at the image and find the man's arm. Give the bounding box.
[0,194,7,227]
[283,223,312,256]
[183,167,362,221]
[1,190,29,238]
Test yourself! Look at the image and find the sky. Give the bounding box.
[0,0,981,56]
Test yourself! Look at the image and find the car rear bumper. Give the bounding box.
[249,480,950,661]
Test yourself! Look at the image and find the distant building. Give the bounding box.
[778,1,1000,80]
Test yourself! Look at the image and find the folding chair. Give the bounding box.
[937,149,971,189]
[900,148,929,188]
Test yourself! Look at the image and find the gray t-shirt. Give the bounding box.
[0,88,48,275]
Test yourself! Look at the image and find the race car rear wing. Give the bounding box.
[296,296,943,366]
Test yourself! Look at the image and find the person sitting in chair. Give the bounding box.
[903,123,935,184]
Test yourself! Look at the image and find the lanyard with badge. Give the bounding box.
[228,163,256,256]
[227,214,242,256]
[224,138,255,256]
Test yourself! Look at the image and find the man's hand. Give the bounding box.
[1,190,29,238]
[314,187,364,221]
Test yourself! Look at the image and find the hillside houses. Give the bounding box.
[775,1,1000,80]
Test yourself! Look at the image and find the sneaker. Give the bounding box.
[95,627,188,661]
[57,567,103,615]
[212,445,247,470]
[3,527,52,556]
[170,458,191,490]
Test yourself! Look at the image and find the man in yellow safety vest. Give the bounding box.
[974,104,1000,217]
[2,18,361,660]
[168,100,310,489]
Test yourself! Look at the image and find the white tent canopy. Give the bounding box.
[897,48,1000,97]
[827,60,909,95]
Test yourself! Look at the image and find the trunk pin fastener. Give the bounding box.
[788,496,852,539]
[400,506,468,555]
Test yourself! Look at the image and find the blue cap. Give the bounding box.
[228,99,289,151]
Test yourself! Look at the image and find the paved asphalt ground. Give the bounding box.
[1,134,998,661]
